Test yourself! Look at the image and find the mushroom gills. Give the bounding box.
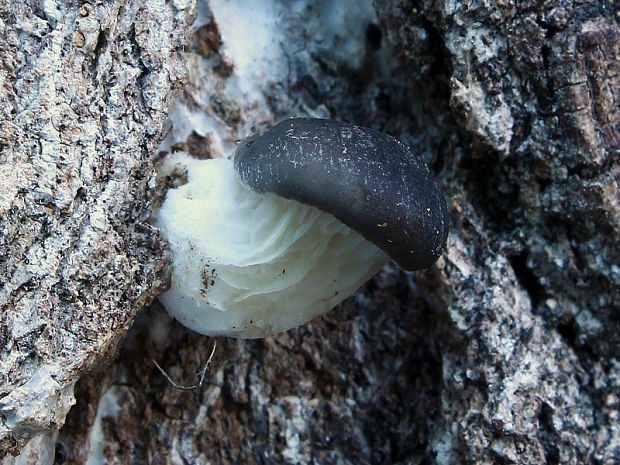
[153,154,389,338]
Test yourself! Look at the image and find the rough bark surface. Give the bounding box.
[1,0,618,464]
[0,0,194,457]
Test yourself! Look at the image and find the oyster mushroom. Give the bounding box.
[152,118,448,338]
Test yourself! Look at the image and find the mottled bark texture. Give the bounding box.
[2,0,618,464]
[0,0,195,457]
[373,1,619,463]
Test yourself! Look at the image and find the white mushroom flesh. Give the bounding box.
[152,154,388,338]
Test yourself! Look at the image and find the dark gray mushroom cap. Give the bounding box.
[234,118,449,271]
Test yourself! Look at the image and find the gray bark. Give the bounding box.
[1,0,618,464]
[0,0,194,457]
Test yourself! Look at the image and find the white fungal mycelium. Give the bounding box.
[152,153,388,338]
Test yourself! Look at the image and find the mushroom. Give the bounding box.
[152,118,448,338]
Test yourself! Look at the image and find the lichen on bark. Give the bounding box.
[1,0,618,464]
[0,0,195,457]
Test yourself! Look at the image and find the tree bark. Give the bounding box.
[1,0,618,464]
[0,0,194,457]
